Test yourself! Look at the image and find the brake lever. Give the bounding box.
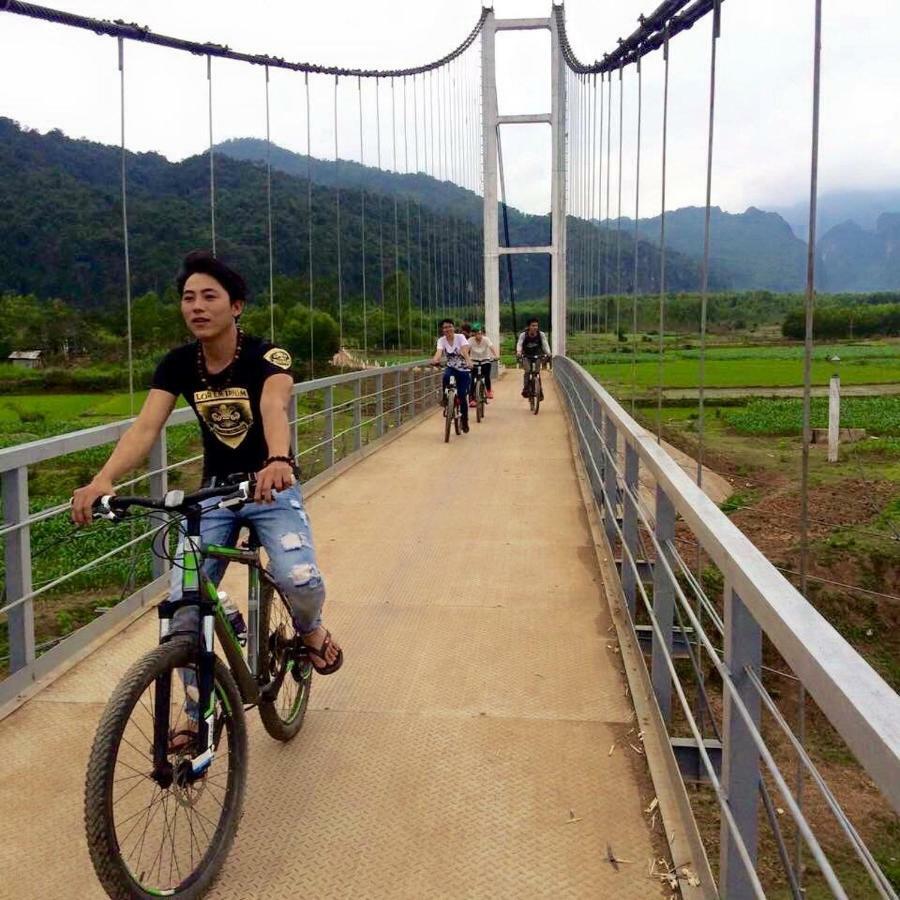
[93,495,122,522]
[218,480,253,509]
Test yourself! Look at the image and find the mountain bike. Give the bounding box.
[522,356,547,415]
[438,368,463,442]
[84,477,313,899]
[471,361,490,423]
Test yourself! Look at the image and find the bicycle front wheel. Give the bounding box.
[444,389,454,442]
[258,581,312,741]
[476,381,485,422]
[84,639,247,900]
[533,375,541,415]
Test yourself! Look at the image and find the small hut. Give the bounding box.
[7,350,44,369]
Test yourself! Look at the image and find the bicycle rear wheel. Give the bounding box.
[85,639,247,900]
[258,580,312,741]
[444,389,454,442]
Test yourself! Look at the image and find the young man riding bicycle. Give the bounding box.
[467,321,498,407]
[431,317,472,433]
[71,250,343,685]
[516,317,551,398]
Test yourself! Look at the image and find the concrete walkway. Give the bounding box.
[0,375,663,899]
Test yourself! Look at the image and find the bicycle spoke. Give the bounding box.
[124,710,154,752]
[123,788,166,872]
[113,773,154,808]
[120,733,153,765]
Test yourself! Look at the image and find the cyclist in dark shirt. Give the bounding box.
[516,318,551,397]
[72,250,343,683]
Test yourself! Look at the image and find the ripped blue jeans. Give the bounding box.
[169,482,325,636]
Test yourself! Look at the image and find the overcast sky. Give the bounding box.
[2,0,899,224]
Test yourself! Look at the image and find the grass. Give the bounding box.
[723,396,900,436]
[567,336,900,391]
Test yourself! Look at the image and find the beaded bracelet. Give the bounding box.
[264,455,294,467]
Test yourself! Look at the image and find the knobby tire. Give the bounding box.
[257,581,312,741]
[444,388,454,443]
[84,639,247,900]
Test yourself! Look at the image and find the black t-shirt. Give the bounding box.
[521,330,547,357]
[152,335,293,481]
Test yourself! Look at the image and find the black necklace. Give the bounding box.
[196,327,243,390]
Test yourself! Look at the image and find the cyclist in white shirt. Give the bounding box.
[431,318,472,433]
[466,321,498,407]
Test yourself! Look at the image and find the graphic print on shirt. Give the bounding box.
[194,387,254,449]
[438,335,469,370]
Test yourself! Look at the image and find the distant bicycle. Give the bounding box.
[84,477,312,899]
[435,364,463,442]
[520,355,549,415]
[471,361,490,423]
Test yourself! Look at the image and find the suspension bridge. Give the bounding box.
[1,2,899,899]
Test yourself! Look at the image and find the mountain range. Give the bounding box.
[1,118,899,307]
[208,139,900,296]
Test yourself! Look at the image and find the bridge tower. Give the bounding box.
[481,7,567,355]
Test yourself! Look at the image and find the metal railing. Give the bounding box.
[0,360,440,708]
[555,356,900,899]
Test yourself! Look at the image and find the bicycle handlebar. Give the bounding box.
[93,477,257,521]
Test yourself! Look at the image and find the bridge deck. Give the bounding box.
[0,375,663,899]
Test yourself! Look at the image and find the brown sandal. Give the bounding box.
[303,630,344,675]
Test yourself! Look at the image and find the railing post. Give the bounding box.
[375,373,385,438]
[652,485,675,723]
[291,391,300,465]
[149,429,169,580]
[720,582,762,898]
[602,415,618,550]
[395,371,402,428]
[411,367,418,418]
[352,378,362,453]
[621,441,640,619]
[2,466,35,672]
[323,386,335,469]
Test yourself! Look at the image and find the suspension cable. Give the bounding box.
[391,77,402,354]
[333,74,344,362]
[117,37,134,416]
[403,76,414,354]
[553,1,715,74]
[265,65,275,343]
[207,55,216,256]
[3,2,488,78]
[696,2,720,495]
[305,72,314,375]
[631,55,643,416]
[615,65,624,356]
[358,76,368,359]
[376,77,387,353]
[597,71,605,353]
[797,0,824,886]
[656,29,671,443]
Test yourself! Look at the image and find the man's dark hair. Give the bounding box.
[527,318,540,327]
[440,318,454,327]
[460,321,471,332]
[176,250,247,303]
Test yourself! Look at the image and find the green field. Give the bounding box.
[580,341,900,391]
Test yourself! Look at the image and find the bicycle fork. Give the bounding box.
[153,517,219,783]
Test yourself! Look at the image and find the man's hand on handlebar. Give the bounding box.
[255,460,294,503]
[72,477,115,526]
